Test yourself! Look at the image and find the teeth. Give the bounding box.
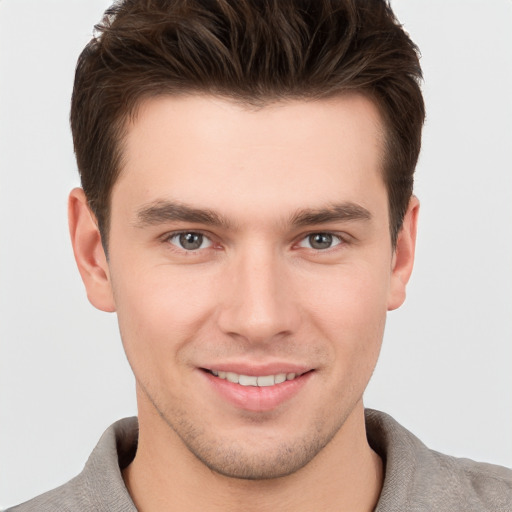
[239,375,258,386]
[275,373,287,384]
[210,370,301,387]
[226,372,238,384]
[257,375,275,387]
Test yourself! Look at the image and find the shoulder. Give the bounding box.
[5,418,138,512]
[366,409,512,512]
[6,476,89,512]
[427,449,512,510]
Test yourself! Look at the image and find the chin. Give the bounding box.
[161,407,346,481]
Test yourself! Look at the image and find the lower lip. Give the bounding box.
[201,370,312,412]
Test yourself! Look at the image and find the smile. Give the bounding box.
[202,367,313,411]
[207,369,304,387]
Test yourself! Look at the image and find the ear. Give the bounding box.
[387,196,420,311]
[68,188,116,312]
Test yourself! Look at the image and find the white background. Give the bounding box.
[1,0,511,508]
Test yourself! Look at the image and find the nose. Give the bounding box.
[217,246,301,344]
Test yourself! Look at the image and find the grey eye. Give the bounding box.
[299,233,342,250]
[169,232,212,251]
[309,233,333,249]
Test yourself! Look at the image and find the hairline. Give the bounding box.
[96,89,404,254]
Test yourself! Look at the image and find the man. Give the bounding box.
[6,0,511,511]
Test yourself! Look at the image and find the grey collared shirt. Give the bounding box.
[7,410,512,511]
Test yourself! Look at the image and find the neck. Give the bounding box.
[123,399,383,512]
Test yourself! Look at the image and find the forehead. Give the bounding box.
[113,94,387,223]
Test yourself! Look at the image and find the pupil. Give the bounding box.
[310,233,332,250]
[180,232,202,250]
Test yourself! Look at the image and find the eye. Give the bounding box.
[298,233,343,250]
[167,232,213,251]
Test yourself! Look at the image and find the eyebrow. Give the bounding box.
[134,200,371,230]
[290,202,372,227]
[134,200,233,229]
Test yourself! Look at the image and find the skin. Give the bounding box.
[69,93,419,512]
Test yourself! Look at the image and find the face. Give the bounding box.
[70,94,417,480]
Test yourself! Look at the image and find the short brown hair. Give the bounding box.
[71,0,424,247]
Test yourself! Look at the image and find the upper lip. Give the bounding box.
[199,362,312,376]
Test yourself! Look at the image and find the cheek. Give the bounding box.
[300,259,390,326]
[110,263,220,367]
[297,260,390,371]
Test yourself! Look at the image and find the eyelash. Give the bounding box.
[162,230,349,253]
[297,232,346,251]
[164,231,216,253]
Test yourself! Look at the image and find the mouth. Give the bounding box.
[203,369,308,387]
[200,367,313,412]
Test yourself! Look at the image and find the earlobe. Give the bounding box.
[387,196,420,311]
[68,188,116,312]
